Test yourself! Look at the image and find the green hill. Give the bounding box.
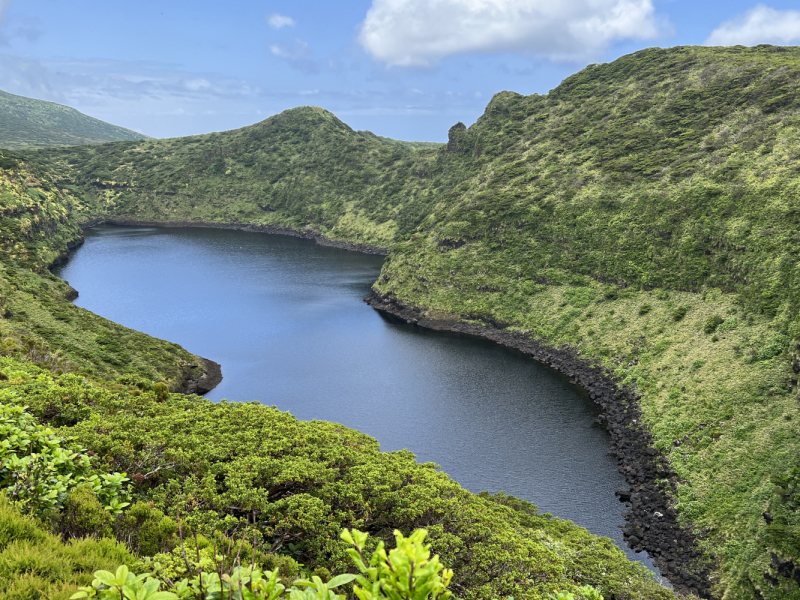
[0,89,149,150]
[17,44,800,598]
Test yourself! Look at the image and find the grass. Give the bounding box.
[0,495,134,600]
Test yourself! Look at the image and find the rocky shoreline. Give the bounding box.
[178,357,223,396]
[365,289,715,599]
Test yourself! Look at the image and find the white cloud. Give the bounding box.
[705,5,800,46]
[267,13,295,29]
[358,0,665,67]
[269,38,310,59]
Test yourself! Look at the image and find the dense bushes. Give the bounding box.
[71,529,457,600]
[0,403,130,517]
[0,360,670,600]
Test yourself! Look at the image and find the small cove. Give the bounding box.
[55,224,657,571]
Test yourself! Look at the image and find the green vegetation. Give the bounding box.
[70,528,461,600]
[0,154,212,386]
[0,357,666,600]
[0,494,134,600]
[0,137,668,600]
[0,403,130,517]
[3,44,800,598]
[0,89,149,150]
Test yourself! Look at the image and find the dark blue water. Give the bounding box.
[55,225,657,570]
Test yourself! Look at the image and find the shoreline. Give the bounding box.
[51,223,225,395]
[179,357,223,396]
[365,289,714,599]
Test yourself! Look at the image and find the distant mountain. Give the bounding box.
[0,89,150,149]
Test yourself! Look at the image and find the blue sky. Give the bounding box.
[1,0,799,141]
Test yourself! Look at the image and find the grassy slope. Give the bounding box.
[0,89,149,150]
[0,153,213,387]
[24,45,800,598]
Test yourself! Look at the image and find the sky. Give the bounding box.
[1,1,799,142]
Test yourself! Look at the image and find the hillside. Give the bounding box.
[0,154,669,600]
[0,89,149,150]
[0,151,218,389]
[21,44,800,598]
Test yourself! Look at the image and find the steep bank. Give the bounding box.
[366,289,712,597]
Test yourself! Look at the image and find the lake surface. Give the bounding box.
[56,224,656,570]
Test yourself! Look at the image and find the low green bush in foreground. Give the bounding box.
[70,527,602,600]
[0,357,670,600]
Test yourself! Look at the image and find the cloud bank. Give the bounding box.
[706,5,800,46]
[358,0,665,66]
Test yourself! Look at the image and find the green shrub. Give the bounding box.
[58,486,113,540]
[704,315,724,334]
[756,334,789,361]
[0,157,18,171]
[672,305,689,321]
[72,528,452,600]
[716,316,739,332]
[114,502,177,557]
[638,304,652,315]
[0,403,130,518]
[343,528,452,600]
[153,382,169,402]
